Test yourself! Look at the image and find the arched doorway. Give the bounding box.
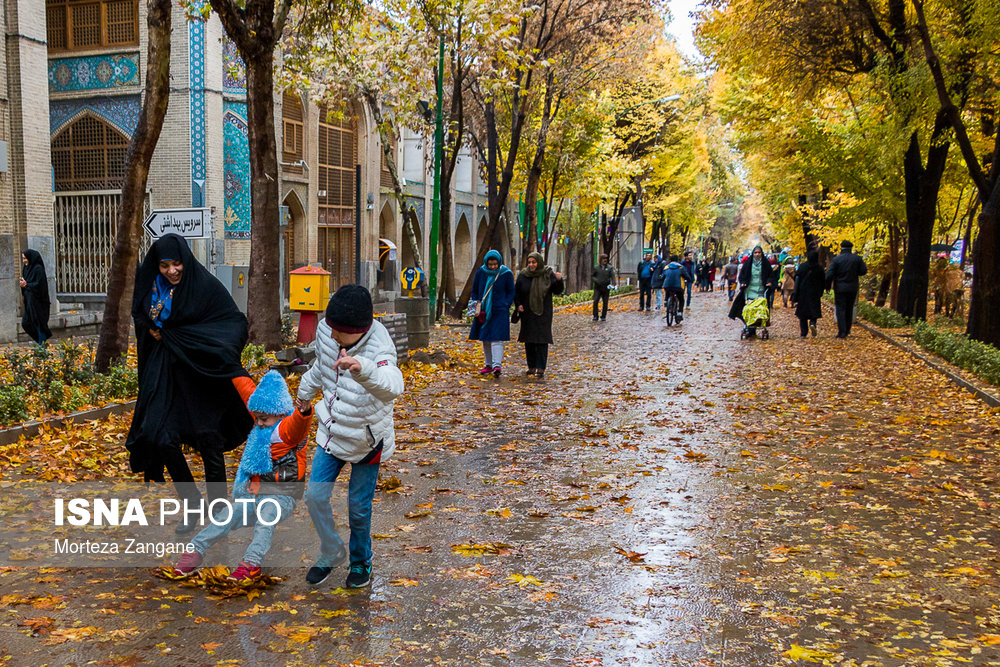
[282,190,305,298]
[454,214,472,285]
[400,213,422,271]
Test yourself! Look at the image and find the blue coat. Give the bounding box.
[469,268,515,342]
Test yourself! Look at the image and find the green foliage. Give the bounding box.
[44,380,65,414]
[66,386,87,412]
[553,284,636,307]
[0,385,29,425]
[855,300,911,329]
[914,322,1000,387]
[242,344,268,371]
[281,314,297,347]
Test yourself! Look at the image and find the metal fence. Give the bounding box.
[53,190,150,295]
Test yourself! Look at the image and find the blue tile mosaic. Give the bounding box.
[223,102,251,240]
[49,53,140,93]
[50,96,141,137]
[189,14,206,206]
[223,36,246,94]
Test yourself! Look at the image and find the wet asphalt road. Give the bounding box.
[2,289,998,666]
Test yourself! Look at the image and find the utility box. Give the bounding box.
[216,264,249,313]
[289,265,331,311]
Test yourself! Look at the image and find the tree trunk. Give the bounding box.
[244,54,282,348]
[897,119,949,321]
[364,92,423,273]
[967,177,1000,345]
[94,0,172,372]
[889,221,900,309]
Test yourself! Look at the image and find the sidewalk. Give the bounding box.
[1,291,998,665]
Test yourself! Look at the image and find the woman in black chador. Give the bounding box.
[20,250,52,344]
[125,234,252,533]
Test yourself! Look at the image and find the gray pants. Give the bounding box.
[482,341,505,368]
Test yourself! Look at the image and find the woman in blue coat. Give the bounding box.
[469,249,515,377]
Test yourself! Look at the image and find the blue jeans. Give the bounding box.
[305,446,380,565]
[654,288,663,309]
[685,280,692,307]
[190,494,295,565]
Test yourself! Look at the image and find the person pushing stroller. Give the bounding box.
[728,246,777,339]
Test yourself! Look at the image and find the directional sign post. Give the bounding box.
[142,208,211,240]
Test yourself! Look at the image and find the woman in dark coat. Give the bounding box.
[19,250,52,344]
[469,249,515,377]
[514,251,564,379]
[728,246,777,323]
[126,234,253,533]
[792,250,824,338]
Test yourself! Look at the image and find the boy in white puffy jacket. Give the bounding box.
[296,285,404,588]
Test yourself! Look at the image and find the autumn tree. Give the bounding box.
[94,0,173,371]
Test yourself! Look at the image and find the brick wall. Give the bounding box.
[376,312,409,362]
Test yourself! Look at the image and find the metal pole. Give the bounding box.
[429,34,444,320]
[355,164,362,284]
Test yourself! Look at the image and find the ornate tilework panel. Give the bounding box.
[223,36,246,94]
[49,53,140,93]
[50,96,141,137]
[456,204,474,225]
[189,15,206,205]
[223,102,251,240]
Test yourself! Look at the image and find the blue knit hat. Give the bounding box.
[247,371,294,416]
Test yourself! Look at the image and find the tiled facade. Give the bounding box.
[0,0,491,343]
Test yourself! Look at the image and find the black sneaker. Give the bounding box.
[306,547,347,586]
[345,561,372,588]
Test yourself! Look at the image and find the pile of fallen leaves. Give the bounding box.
[155,565,282,601]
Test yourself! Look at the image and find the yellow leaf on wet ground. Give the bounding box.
[507,573,543,587]
[389,578,419,587]
[783,644,835,662]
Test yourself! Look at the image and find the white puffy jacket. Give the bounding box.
[297,319,404,463]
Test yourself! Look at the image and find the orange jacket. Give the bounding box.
[232,377,310,496]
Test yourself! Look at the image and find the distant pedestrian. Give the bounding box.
[708,263,717,292]
[825,240,868,338]
[515,252,564,379]
[650,254,667,310]
[792,251,824,338]
[780,263,796,307]
[682,251,696,307]
[19,249,52,344]
[592,254,616,321]
[298,284,405,589]
[637,252,653,311]
[662,255,692,323]
[723,257,739,301]
[469,250,515,377]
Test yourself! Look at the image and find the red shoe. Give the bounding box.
[229,561,261,582]
[173,551,203,577]
[478,366,493,374]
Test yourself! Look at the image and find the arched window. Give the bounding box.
[47,0,139,52]
[51,115,128,191]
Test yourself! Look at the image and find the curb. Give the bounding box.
[0,400,136,447]
[823,302,1000,408]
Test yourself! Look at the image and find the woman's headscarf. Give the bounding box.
[751,245,763,267]
[480,249,511,319]
[520,251,553,316]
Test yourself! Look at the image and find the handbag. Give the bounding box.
[476,276,497,325]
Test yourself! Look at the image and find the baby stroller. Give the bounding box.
[740,296,771,340]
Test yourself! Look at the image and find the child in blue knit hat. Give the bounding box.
[171,370,312,582]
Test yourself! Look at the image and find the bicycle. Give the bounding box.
[664,291,680,326]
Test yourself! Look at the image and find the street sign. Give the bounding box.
[142,208,210,239]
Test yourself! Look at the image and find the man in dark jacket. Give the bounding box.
[636,252,653,311]
[825,240,868,338]
[650,254,667,310]
[592,254,616,321]
[681,251,696,307]
[662,255,693,322]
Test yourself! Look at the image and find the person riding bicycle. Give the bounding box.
[662,255,692,323]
